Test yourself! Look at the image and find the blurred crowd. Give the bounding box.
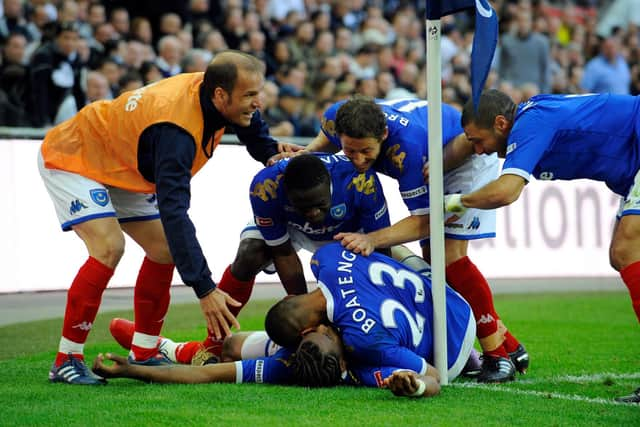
[0,0,638,134]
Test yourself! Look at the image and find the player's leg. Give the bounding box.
[121,214,174,365]
[39,153,121,385]
[218,235,273,317]
[610,208,640,322]
[439,154,522,381]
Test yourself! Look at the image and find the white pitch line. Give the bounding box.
[514,372,640,385]
[451,382,637,407]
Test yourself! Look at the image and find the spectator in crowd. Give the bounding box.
[109,7,130,39]
[0,0,30,43]
[266,84,318,137]
[130,16,152,45]
[155,35,182,77]
[261,80,294,136]
[29,21,83,127]
[0,31,30,125]
[499,10,551,93]
[181,48,212,73]
[117,70,144,94]
[581,34,631,94]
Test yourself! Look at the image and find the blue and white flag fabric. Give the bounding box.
[426,0,498,110]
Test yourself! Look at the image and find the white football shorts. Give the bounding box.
[38,150,160,231]
[240,218,342,273]
[619,167,640,217]
[442,153,498,240]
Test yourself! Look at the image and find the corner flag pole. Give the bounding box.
[425,18,448,385]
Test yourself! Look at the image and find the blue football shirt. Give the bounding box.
[310,242,473,375]
[249,153,390,245]
[503,93,640,196]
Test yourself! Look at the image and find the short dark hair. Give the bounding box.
[290,340,342,388]
[335,96,386,140]
[265,298,303,348]
[282,154,330,193]
[203,50,264,95]
[461,89,516,129]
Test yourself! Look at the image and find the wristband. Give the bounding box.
[409,379,426,397]
[444,194,467,214]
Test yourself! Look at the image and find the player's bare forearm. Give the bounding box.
[460,174,526,209]
[304,132,338,153]
[273,250,307,295]
[365,215,430,249]
[93,353,237,384]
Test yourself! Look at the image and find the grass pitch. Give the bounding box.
[0,291,638,426]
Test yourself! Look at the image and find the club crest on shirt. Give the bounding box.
[330,203,347,219]
[90,189,109,207]
[321,117,336,137]
[385,144,406,173]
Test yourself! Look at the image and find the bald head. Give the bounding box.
[203,50,265,95]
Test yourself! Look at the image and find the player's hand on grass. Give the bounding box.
[384,371,437,398]
[93,352,129,378]
[334,232,375,256]
[199,288,241,340]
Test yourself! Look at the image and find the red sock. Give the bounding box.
[216,265,255,317]
[131,257,174,360]
[621,260,640,322]
[446,256,508,358]
[56,257,114,366]
[174,340,223,364]
[503,331,521,354]
[202,265,255,344]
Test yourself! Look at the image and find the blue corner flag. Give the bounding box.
[426,0,498,109]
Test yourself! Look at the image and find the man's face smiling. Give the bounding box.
[340,134,383,173]
[216,69,264,127]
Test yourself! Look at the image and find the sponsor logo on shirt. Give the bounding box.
[401,186,427,199]
[374,203,388,221]
[506,142,517,155]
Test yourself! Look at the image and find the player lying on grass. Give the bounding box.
[95,327,442,397]
[99,242,482,393]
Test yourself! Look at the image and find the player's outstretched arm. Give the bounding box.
[93,353,237,384]
[384,370,440,398]
[445,174,527,212]
[336,214,430,255]
[304,131,339,153]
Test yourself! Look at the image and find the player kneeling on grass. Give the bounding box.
[95,327,440,398]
